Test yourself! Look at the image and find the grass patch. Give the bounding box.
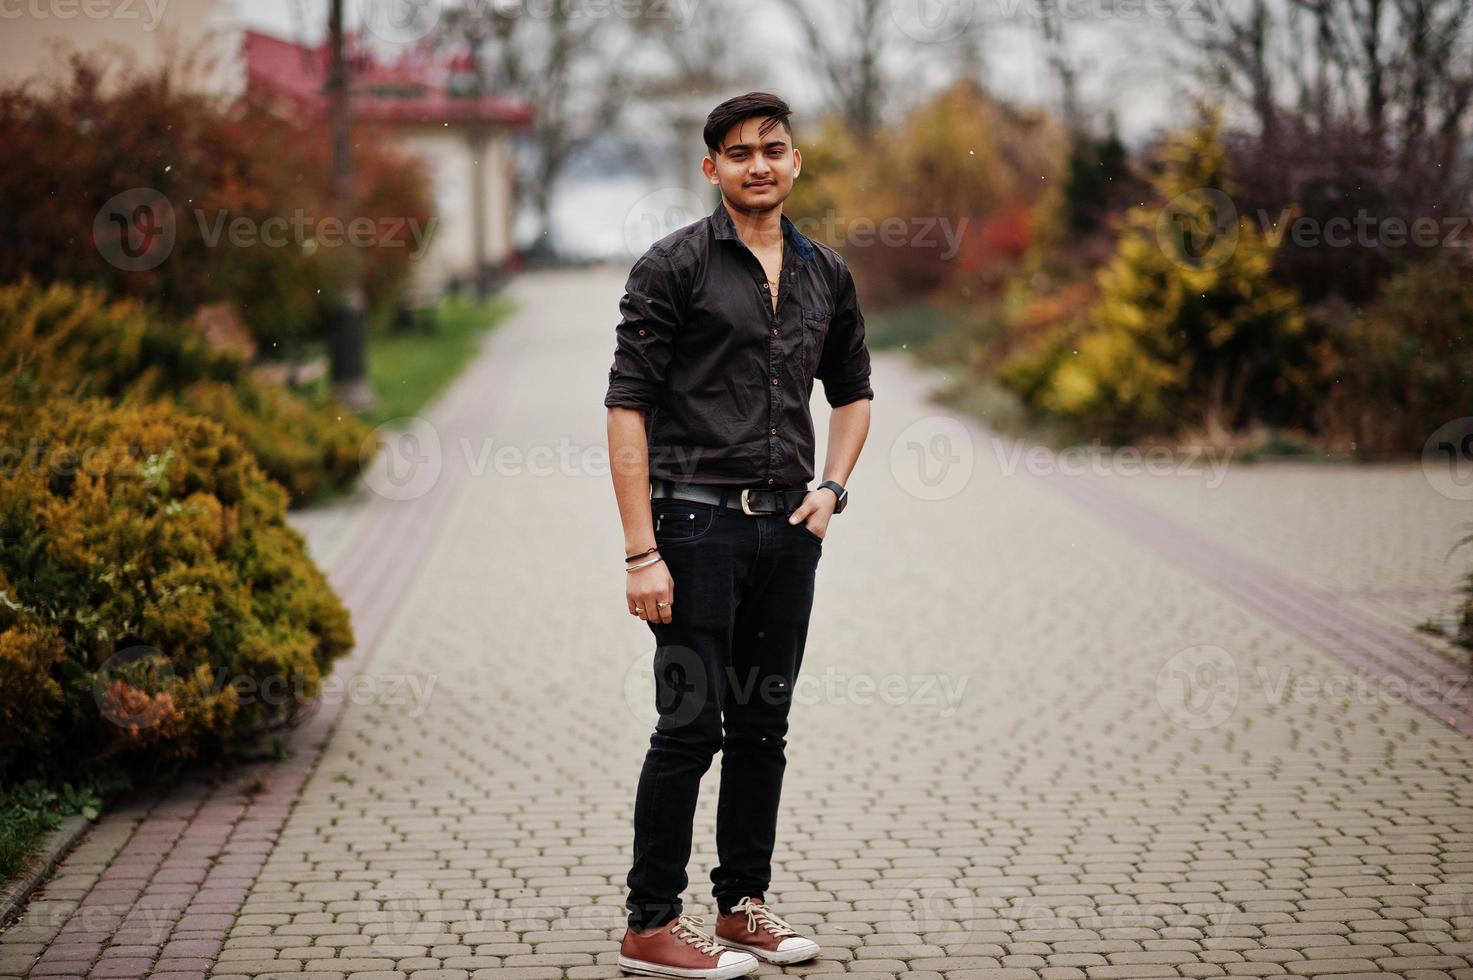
[870,300,1052,441]
[861,302,957,353]
[0,777,120,884]
[0,805,49,884]
[366,294,517,426]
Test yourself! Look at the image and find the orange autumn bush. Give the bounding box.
[0,387,354,784]
[0,53,433,354]
[787,80,1065,309]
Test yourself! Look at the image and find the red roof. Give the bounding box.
[242,29,532,127]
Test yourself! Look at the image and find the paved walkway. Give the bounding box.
[2,268,1472,979]
[1102,451,1470,644]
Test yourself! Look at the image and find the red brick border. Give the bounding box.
[1040,468,1473,737]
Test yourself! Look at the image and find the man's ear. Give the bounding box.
[700,154,719,185]
[792,146,801,179]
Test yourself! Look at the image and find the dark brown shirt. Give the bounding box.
[603,200,874,487]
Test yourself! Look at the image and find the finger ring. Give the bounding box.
[656,601,670,608]
[634,606,645,613]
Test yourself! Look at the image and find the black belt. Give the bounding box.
[650,478,808,515]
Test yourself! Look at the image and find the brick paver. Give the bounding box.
[2,268,1471,979]
[1104,456,1470,651]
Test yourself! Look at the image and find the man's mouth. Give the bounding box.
[747,181,775,188]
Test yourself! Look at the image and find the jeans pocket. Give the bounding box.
[653,501,717,544]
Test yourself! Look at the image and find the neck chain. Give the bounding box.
[768,234,784,285]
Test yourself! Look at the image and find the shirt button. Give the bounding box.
[760,282,769,291]
[637,329,646,336]
[767,478,775,485]
[771,377,779,385]
[771,328,779,336]
[770,427,777,435]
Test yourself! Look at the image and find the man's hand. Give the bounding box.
[627,559,675,624]
[788,489,837,540]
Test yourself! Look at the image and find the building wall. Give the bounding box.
[392,126,518,298]
[0,0,243,97]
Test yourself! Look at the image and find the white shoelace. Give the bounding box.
[730,898,798,938]
[670,914,724,955]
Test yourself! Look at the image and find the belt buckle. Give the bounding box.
[740,488,758,515]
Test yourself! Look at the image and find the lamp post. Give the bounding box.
[325,0,375,412]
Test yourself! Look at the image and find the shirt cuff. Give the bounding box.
[604,376,662,411]
[824,378,874,409]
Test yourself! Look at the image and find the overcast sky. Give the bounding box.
[234,0,1189,138]
[230,0,1200,256]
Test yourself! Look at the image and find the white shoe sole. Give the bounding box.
[715,936,821,964]
[617,952,759,979]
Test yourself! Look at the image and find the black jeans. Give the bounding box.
[625,497,823,931]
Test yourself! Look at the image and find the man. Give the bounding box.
[604,91,873,978]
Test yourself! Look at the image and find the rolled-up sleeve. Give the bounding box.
[603,247,685,411]
[815,261,874,408]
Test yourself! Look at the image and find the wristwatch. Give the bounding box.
[817,480,848,514]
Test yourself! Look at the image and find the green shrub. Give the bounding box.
[999,106,1310,443]
[178,380,363,504]
[0,388,354,784]
[0,278,371,505]
[1310,253,1473,455]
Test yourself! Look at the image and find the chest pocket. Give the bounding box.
[800,305,832,376]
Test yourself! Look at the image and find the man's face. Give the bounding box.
[702,115,800,213]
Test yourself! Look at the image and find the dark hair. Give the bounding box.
[703,91,793,155]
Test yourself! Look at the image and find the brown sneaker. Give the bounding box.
[618,912,759,978]
[714,896,821,964]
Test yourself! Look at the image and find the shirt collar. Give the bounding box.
[710,199,815,262]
